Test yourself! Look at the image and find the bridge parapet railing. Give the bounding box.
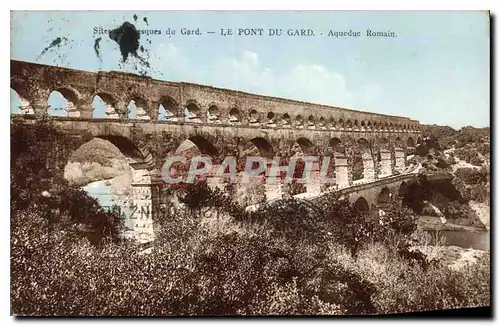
[292,172,418,202]
[244,171,418,211]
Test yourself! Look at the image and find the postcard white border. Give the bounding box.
[2,1,496,324]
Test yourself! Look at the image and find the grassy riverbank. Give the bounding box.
[418,215,487,233]
[415,214,489,271]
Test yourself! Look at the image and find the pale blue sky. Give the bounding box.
[10,11,490,128]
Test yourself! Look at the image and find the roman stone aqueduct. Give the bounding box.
[11,60,422,242]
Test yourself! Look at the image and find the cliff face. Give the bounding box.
[406,127,490,229]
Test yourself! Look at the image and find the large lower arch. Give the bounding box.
[236,137,275,175]
[398,181,409,199]
[64,134,154,187]
[329,137,345,156]
[378,137,390,150]
[168,135,219,181]
[249,137,275,159]
[10,78,34,114]
[394,137,403,148]
[47,91,68,117]
[96,135,153,165]
[295,137,314,156]
[185,135,219,158]
[236,137,275,197]
[64,135,155,237]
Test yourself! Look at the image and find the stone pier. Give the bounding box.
[394,148,406,172]
[265,176,284,201]
[130,163,155,243]
[379,150,393,177]
[362,152,375,181]
[335,156,349,188]
[306,167,321,195]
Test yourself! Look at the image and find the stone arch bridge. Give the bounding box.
[11,60,422,242]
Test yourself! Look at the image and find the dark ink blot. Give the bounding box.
[137,56,150,68]
[143,17,148,26]
[94,37,102,59]
[108,21,153,76]
[109,22,140,62]
[37,37,69,60]
[133,14,138,22]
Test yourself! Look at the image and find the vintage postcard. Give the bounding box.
[10,10,490,316]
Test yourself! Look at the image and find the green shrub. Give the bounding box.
[316,193,373,257]
[11,206,378,316]
[455,148,484,166]
[354,243,490,314]
[468,184,489,203]
[477,143,490,156]
[455,167,487,185]
[11,121,123,244]
[453,167,489,203]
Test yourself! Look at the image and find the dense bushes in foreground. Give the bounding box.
[11,182,490,316]
[11,199,490,316]
[11,120,124,245]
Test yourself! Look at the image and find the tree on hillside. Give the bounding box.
[11,120,124,245]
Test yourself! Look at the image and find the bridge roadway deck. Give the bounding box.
[246,171,419,212]
[295,172,418,200]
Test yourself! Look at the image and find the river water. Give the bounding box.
[425,229,490,251]
[82,180,134,230]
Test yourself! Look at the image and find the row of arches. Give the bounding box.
[10,88,178,121]
[65,132,418,175]
[59,126,416,203]
[64,128,421,170]
[353,182,409,214]
[164,134,418,189]
[178,135,419,162]
[10,88,420,131]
